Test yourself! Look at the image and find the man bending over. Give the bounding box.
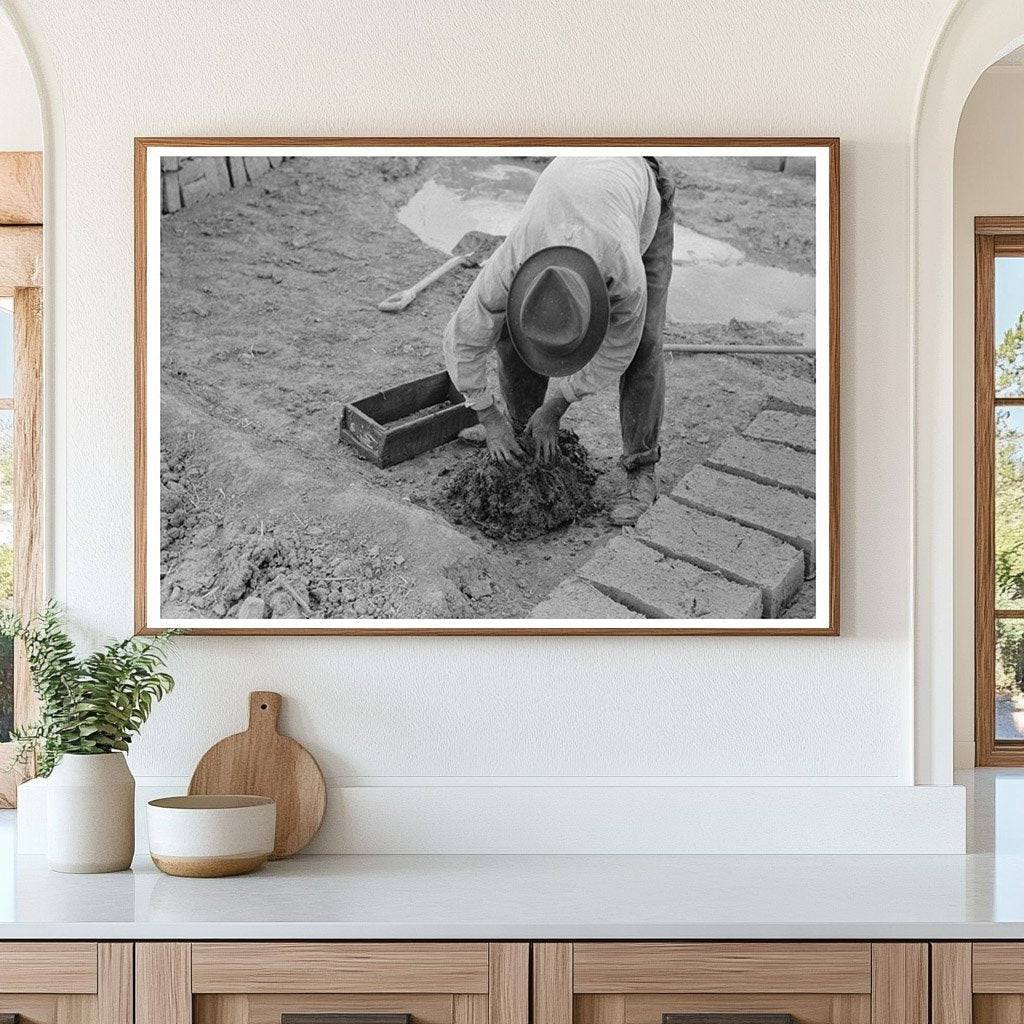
[443,154,675,526]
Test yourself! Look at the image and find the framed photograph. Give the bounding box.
[135,137,839,635]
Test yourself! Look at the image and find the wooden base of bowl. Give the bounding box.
[151,853,268,878]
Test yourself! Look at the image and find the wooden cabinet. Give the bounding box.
[0,942,132,1024]
[0,938,947,1024]
[136,943,528,1024]
[532,944,928,1024]
[931,943,1024,1024]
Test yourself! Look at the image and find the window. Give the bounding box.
[975,220,1024,764]
[0,299,11,745]
[0,152,42,806]
[0,299,12,743]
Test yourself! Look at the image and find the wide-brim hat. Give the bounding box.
[506,245,610,377]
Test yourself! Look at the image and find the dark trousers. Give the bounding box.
[497,158,675,470]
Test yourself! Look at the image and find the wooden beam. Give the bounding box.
[0,286,43,806]
[0,226,42,289]
[976,230,998,765]
[14,287,42,731]
[0,153,42,225]
[976,216,1024,236]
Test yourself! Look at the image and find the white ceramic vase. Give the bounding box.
[46,752,135,873]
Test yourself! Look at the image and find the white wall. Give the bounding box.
[1,0,973,851]
[952,65,1024,768]
[0,8,39,151]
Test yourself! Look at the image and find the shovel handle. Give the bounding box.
[378,252,473,312]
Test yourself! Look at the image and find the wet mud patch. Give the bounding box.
[437,431,601,541]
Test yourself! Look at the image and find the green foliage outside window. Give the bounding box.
[0,634,11,742]
[996,314,1024,694]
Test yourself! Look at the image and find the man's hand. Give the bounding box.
[524,393,570,463]
[477,404,524,465]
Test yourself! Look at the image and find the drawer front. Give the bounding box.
[973,943,1024,992]
[195,993,463,1024]
[534,944,925,1024]
[0,942,98,993]
[572,944,872,994]
[140,942,528,1024]
[191,943,491,993]
[934,942,1024,1024]
[0,943,130,1024]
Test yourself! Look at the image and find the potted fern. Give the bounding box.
[2,604,177,873]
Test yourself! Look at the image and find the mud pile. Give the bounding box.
[439,430,599,541]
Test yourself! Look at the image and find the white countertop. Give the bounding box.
[0,769,1021,941]
[0,848,1022,940]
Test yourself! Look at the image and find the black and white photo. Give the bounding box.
[136,140,838,634]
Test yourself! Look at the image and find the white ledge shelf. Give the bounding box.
[0,850,1020,940]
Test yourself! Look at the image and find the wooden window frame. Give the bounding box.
[0,151,43,806]
[975,217,1024,765]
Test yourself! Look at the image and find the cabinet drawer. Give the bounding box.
[0,943,130,1024]
[139,942,528,1024]
[191,943,490,993]
[973,943,1024,992]
[197,993,457,1024]
[934,942,1024,1024]
[0,942,98,993]
[534,943,925,1024]
[572,943,872,994]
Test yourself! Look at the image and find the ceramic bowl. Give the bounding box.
[147,795,276,877]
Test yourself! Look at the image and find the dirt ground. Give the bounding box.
[667,157,816,274]
[158,155,817,620]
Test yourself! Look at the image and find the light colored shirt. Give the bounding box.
[443,156,662,411]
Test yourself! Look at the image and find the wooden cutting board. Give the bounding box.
[188,691,326,859]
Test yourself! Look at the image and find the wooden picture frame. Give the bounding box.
[135,137,840,636]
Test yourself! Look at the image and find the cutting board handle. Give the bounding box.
[248,691,282,734]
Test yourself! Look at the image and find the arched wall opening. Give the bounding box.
[952,47,1024,768]
[0,5,41,151]
[914,0,1024,784]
